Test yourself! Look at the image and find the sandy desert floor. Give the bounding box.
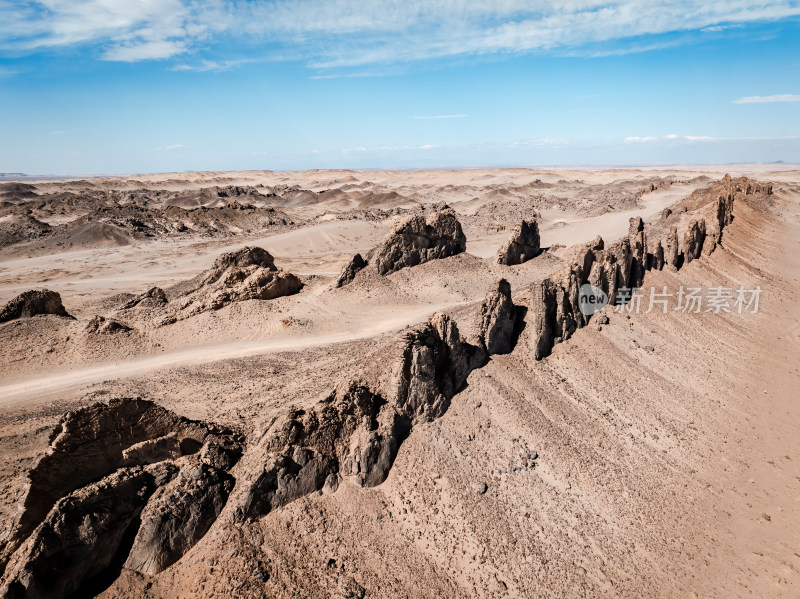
[0,165,798,598]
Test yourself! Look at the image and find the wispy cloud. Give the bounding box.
[625,134,717,143]
[104,40,187,62]
[172,59,255,72]
[310,72,386,80]
[624,133,797,143]
[147,143,186,152]
[2,1,799,66]
[733,93,800,104]
[412,114,468,120]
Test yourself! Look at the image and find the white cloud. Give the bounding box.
[419,144,438,150]
[624,134,797,143]
[172,59,254,72]
[625,135,717,143]
[0,0,196,61]
[104,40,187,61]
[733,94,800,104]
[1,1,800,65]
[166,144,185,150]
[412,114,468,119]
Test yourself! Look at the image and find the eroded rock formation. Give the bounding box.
[370,211,466,275]
[232,312,486,522]
[497,220,541,265]
[0,290,72,323]
[335,253,367,288]
[119,286,168,310]
[0,399,244,596]
[527,175,771,359]
[477,279,518,355]
[85,315,132,335]
[171,246,302,319]
[115,247,302,325]
[683,219,706,263]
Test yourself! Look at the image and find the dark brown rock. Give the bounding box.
[664,226,682,269]
[0,290,72,323]
[124,462,234,575]
[335,253,367,288]
[477,279,517,355]
[233,313,489,522]
[0,398,241,577]
[0,463,177,599]
[683,219,706,263]
[496,220,540,265]
[371,211,466,275]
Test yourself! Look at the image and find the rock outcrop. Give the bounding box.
[477,279,518,355]
[370,211,466,275]
[683,219,706,263]
[0,399,244,595]
[116,247,303,325]
[335,253,367,288]
[85,315,132,335]
[123,462,234,575]
[233,312,487,522]
[2,464,176,599]
[172,246,302,319]
[0,290,72,323]
[526,175,771,360]
[119,286,168,310]
[496,220,541,265]
[664,226,681,269]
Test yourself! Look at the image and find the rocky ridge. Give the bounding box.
[527,174,771,359]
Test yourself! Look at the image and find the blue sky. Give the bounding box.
[0,1,799,174]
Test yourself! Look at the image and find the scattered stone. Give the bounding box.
[473,481,488,495]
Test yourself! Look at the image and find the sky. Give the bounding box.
[0,1,799,174]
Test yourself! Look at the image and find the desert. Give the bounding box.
[3,1,800,596]
[0,165,798,597]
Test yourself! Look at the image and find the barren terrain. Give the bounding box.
[0,165,798,598]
